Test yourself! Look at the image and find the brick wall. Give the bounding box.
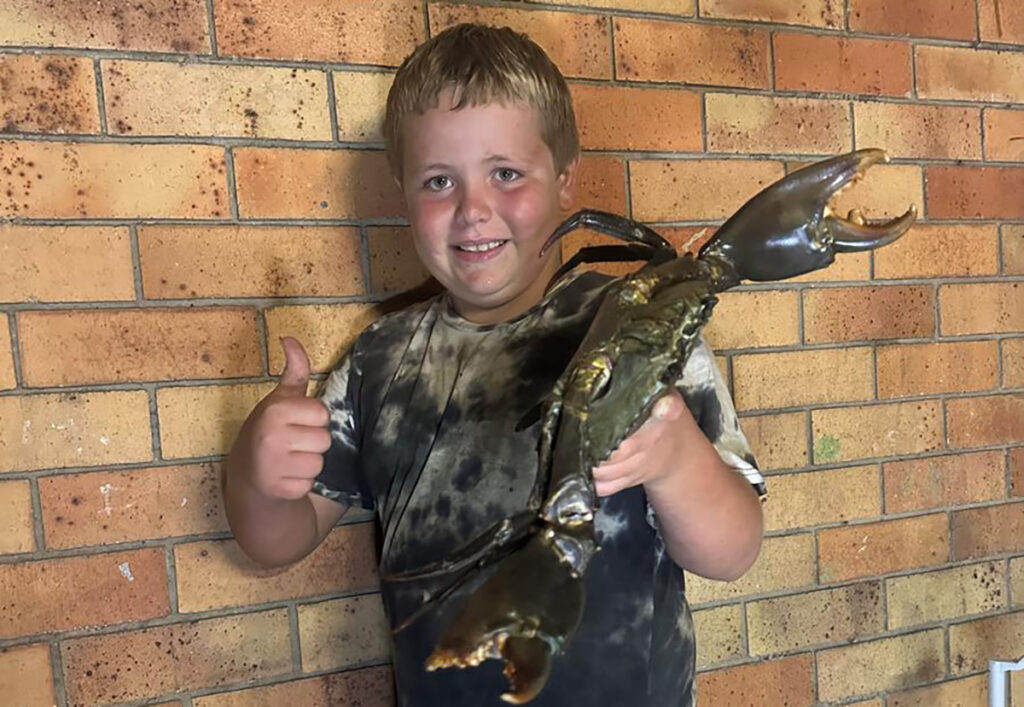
[1,1,1022,705]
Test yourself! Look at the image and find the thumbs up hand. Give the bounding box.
[229,337,332,500]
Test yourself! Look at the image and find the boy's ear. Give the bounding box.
[557,154,582,211]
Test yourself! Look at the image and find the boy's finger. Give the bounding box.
[276,337,312,396]
[651,390,684,420]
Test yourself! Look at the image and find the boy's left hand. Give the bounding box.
[591,388,694,497]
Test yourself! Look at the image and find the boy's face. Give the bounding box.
[399,92,578,324]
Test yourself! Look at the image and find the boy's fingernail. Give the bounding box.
[653,397,672,418]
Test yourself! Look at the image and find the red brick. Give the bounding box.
[629,158,784,222]
[949,610,1024,675]
[877,341,999,398]
[888,675,988,707]
[747,582,884,655]
[985,109,1024,162]
[884,451,1006,514]
[175,524,378,612]
[614,17,769,88]
[850,0,975,39]
[430,4,610,80]
[1,391,153,473]
[18,308,262,386]
[812,400,943,464]
[0,643,55,707]
[265,304,379,375]
[0,479,34,554]
[214,0,423,66]
[0,549,169,638]
[0,314,13,391]
[738,412,808,471]
[940,283,1024,336]
[927,166,1024,220]
[368,227,431,294]
[192,666,395,707]
[803,286,934,344]
[762,466,880,532]
[139,225,365,299]
[1006,338,1024,388]
[38,463,228,549]
[1007,226,1024,275]
[0,140,228,219]
[818,514,948,582]
[697,654,815,707]
[1013,448,1024,499]
[917,46,1024,103]
[732,347,874,411]
[887,562,1005,629]
[979,0,1024,43]
[61,610,291,706]
[234,147,403,219]
[873,224,998,279]
[102,60,331,140]
[703,290,800,350]
[298,594,391,672]
[156,382,276,460]
[573,155,627,214]
[948,394,1024,449]
[0,54,100,134]
[572,83,700,152]
[0,0,210,52]
[854,102,980,160]
[701,0,841,28]
[0,225,135,303]
[817,629,944,701]
[706,93,851,155]
[953,501,1024,560]
[774,34,911,96]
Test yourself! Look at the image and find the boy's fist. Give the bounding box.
[229,337,332,500]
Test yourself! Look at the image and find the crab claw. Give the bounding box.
[540,209,673,256]
[424,532,585,703]
[698,148,917,285]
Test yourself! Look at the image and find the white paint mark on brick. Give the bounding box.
[118,561,134,582]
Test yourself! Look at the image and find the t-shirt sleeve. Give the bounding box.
[311,349,376,510]
[675,335,767,499]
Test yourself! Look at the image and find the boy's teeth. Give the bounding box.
[459,240,504,252]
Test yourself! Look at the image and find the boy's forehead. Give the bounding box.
[402,100,548,158]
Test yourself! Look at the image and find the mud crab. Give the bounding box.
[388,148,916,703]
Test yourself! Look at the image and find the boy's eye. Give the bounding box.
[495,168,521,182]
[425,175,452,191]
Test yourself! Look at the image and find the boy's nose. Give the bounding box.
[456,184,492,226]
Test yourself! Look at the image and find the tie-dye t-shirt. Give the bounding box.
[313,270,765,707]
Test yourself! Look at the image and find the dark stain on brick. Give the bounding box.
[0,55,93,134]
[37,0,209,52]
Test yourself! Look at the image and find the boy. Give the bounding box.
[224,23,765,707]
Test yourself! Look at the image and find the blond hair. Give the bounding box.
[384,23,580,179]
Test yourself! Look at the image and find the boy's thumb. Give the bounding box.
[276,337,311,395]
[652,392,683,420]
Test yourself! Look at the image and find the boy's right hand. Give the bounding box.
[229,337,332,500]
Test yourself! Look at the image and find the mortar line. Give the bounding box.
[224,145,240,221]
[165,540,181,614]
[129,224,145,302]
[145,382,163,461]
[4,311,22,389]
[93,57,109,135]
[205,0,220,56]
[360,224,374,295]
[29,475,47,561]
[50,641,70,707]
[257,306,271,377]
[289,604,304,672]
[326,69,341,143]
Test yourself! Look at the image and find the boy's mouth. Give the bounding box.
[455,239,507,253]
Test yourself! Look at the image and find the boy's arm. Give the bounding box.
[636,393,762,580]
[223,476,347,567]
[592,390,764,581]
[223,337,349,567]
